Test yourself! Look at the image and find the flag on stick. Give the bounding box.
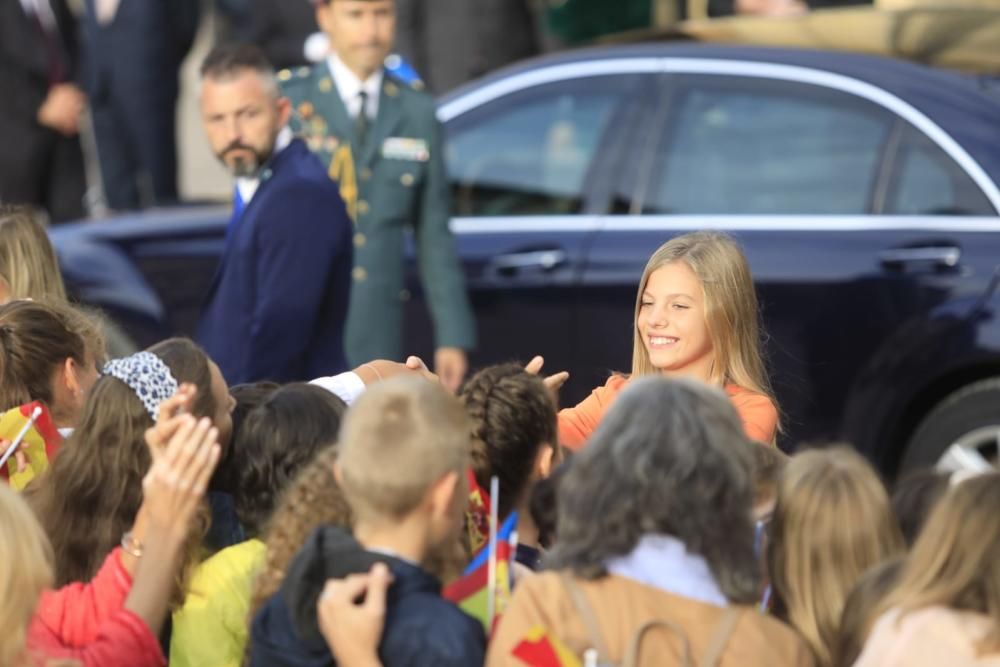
[0,401,62,490]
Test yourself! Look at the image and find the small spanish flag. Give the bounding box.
[512,626,582,667]
[464,468,492,554]
[0,401,62,490]
[443,512,517,632]
[446,473,518,633]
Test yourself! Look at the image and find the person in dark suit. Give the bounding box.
[0,0,87,222]
[394,0,540,93]
[81,0,200,210]
[196,43,353,385]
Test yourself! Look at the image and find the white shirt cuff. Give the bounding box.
[310,371,366,406]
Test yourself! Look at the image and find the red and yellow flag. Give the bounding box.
[0,401,62,491]
[512,626,582,667]
[465,468,491,554]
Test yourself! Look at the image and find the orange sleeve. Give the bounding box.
[557,376,627,451]
[729,390,778,445]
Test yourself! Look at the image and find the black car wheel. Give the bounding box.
[900,377,1000,472]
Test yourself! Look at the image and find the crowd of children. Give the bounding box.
[1,203,998,667]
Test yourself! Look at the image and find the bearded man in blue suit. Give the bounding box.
[197,43,353,385]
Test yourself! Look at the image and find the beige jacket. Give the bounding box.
[487,572,813,667]
[853,607,1000,667]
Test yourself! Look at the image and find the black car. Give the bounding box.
[51,44,1000,474]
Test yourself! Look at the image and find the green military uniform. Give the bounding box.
[279,64,475,366]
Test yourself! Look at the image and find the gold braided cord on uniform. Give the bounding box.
[330,145,358,223]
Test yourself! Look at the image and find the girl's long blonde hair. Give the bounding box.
[631,232,775,403]
[0,205,67,303]
[768,447,905,667]
[0,484,54,667]
[876,472,1000,654]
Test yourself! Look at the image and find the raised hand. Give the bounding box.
[144,383,197,462]
[141,414,220,536]
[525,355,570,395]
[317,562,393,667]
[353,358,441,387]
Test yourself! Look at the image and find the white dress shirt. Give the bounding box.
[19,0,57,29]
[94,0,120,25]
[309,371,366,406]
[327,54,382,121]
[235,125,293,206]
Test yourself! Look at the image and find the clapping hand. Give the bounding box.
[144,383,197,462]
[141,389,220,536]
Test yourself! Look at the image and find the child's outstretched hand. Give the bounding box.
[525,355,570,395]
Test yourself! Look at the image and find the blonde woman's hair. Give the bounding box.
[768,447,904,667]
[0,205,67,303]
[0,484,54,667]
[631,232,776,406]
[876,472,1000,654]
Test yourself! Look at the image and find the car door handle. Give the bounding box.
[878,246,961,270]
[489,249,568,273]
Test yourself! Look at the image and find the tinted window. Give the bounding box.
[886,125,995,215]
[446,76,636,216]
[642,76,893,215]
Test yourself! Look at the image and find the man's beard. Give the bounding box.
[219,142,273,178]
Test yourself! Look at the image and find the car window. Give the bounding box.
[446,75,637,217]
[642,76,893,215]
[886,125,995,215]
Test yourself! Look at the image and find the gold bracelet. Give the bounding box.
[362,363,383,382]
[121,531,144,558]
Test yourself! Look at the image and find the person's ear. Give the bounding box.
[63,357,82,396]
[333,460,345,486]
[0,276,10,305]
[428,470,460,520]
[315,2,333,34]
[276,96,292,128]
[535,443,555,480]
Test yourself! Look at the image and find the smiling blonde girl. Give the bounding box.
[558,231,779,448]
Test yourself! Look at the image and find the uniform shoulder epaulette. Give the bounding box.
[382,68,424,93]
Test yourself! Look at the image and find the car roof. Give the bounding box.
[442,43,1000,195]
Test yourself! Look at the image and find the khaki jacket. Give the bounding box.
[487,572,814,667]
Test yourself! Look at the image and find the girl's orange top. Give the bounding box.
[558,375,778,450]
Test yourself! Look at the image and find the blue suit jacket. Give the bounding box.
[198,138,353,385]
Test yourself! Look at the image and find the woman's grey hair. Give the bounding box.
[547,376,760,603]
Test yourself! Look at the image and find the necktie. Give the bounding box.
[355,91,370,148]
[226,186,245,241]
[27,1,65,83]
